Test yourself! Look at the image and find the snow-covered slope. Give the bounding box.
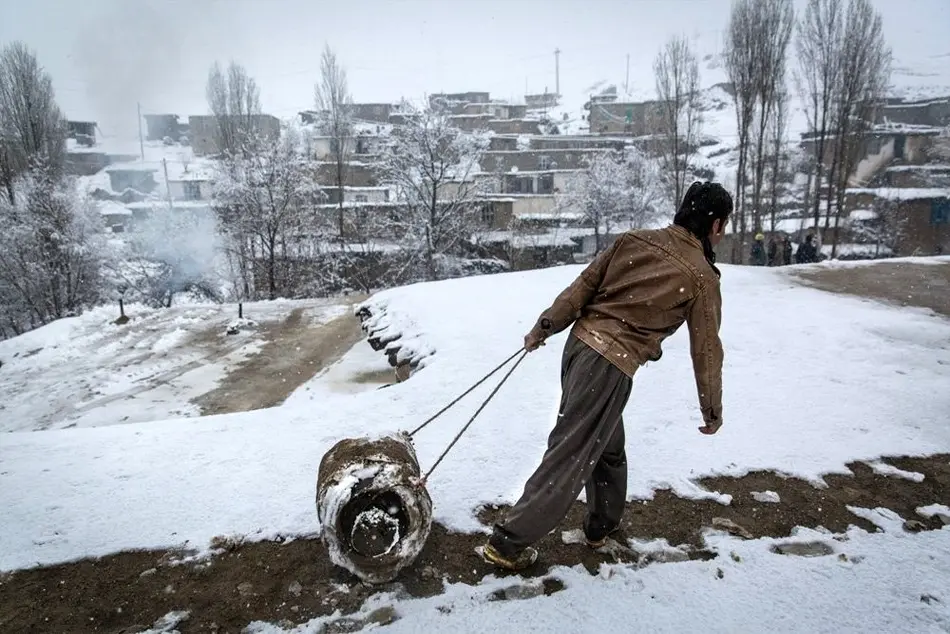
[2,262,949,573]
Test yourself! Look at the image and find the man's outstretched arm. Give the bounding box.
[686,280,724,434]
[525,235,625,350]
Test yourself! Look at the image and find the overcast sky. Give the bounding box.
[0,0,946,137]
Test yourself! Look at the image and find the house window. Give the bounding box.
[510,176,533,194]
[480,205,495,226]
[539,174,554,195]
[355,194,369,203]
[932,198,950,225]
[183,181,202,200]
[538,155,554,170]
[324,188,341,204]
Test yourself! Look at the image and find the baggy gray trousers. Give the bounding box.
[490,334,633,557]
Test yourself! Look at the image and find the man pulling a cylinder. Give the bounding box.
[483,181,733,570]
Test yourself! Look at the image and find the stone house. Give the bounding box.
[446,115,540,135]
[166,171,214,202]
[430,92,491,110]
[800,128,942,187]
[320,186,390,205]
[883,164,950,188]
[525,93,559,109]
[479,148,613,173]
[188,114,281,156]
[476,169,580,196]
[106,165,159,194]
[65,151,138,177]
[877,97,950,128]
[845,187,950,255]
[307,134,384,160]
[313,161,378,187]
[67,121,96,146]
[488,135,629,152]
[143,114,187,142]
[588,100,664,136]
[351,103,392,123]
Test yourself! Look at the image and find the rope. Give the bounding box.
[407,348,525,438]
[419,350,528,484]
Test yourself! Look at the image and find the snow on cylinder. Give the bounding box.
[316,432,433,583]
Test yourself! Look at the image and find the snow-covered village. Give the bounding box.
[1,0,949,631]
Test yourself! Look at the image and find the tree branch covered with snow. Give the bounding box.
[0,42,67,205]
[826,0,891,257]
[0,169,105,336]
[376,105,488,281]
[214,128,323,300]
[313,45,354,241]
[558,148,664,254]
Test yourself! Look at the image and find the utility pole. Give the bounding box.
[162,158,174,211]
[554,48,561,97]
[625,54,630,95]
[137,102,144,160]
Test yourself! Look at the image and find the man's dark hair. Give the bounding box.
[673,181,733,276]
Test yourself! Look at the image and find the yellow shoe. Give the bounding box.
[480,543,539,571]
[585,527,620,549]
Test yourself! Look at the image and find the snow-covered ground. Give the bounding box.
[2,262,949,631]
[0,298,348,432]
[244,526,950,634]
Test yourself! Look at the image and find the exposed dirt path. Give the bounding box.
[194,297,369,416]
[2,454,947,633]
[792,261,950,318]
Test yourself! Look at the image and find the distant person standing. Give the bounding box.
[750,233,767,266]
[767,236,780,267]
[782,236,793,266]
[796,234,819,264]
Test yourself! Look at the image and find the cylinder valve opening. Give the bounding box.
[339,489,411,558]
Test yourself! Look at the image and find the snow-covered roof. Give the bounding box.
[473,230,585,248]
[125,200,213,211]
[475,168,584,176]
[166,164,215,182]
[847,187,950,201]
[105,163,159,173]
[477,193,557,200]
[849,209,879,221]
[517,211,586,221]
[885,164,950,172]
[96,200,132,216]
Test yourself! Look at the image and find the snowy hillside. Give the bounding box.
[2,261,950,631]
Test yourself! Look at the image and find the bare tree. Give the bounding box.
[561,148,664,254]
[206,61,262,158]
[766,88,790,232]
[748,0,794,234]
[826,0,891,257]
[795,0,845,233]
[0,42,67,203]
[314,45,354,242]
[377,105,488,281]
[653,35,702,208]
[724,0,759,262]
[214,128,320,299]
